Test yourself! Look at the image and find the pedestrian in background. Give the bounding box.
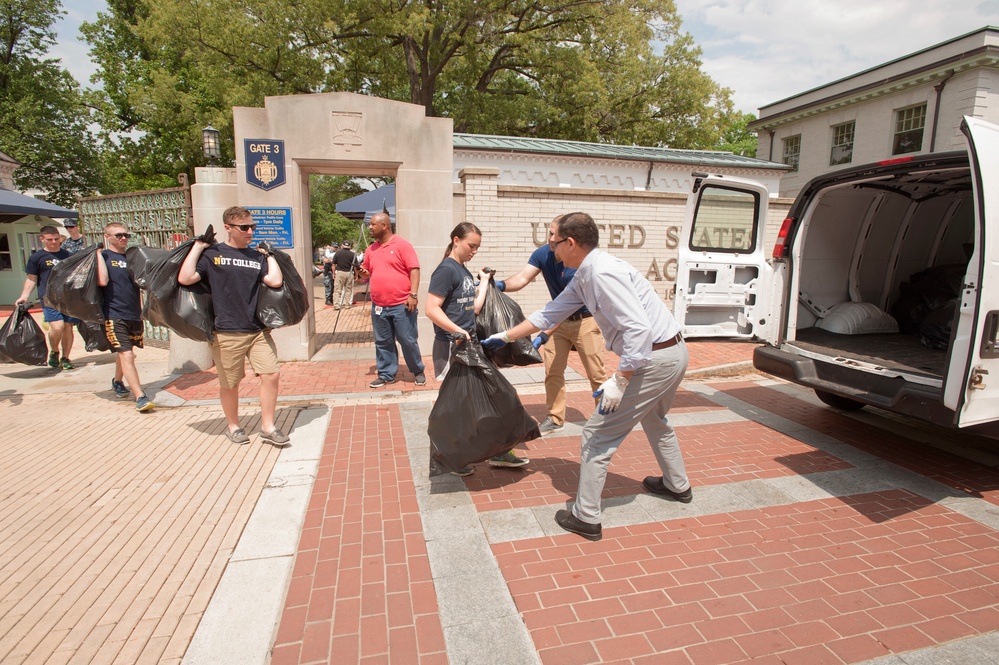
[322,245,334,306]
[61,219,86,254]
[331,240,358,309]
[357,212,426,388]
[97,223,155,412]
[495,214,607,435]
[483,212,691,541]
[426,222,530,476]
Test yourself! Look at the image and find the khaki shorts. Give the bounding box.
[210,330,279,389]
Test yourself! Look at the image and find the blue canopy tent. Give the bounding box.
[0,189,79,224]
[334,184,395,224]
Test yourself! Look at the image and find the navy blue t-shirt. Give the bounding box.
[101,250,142,320]
[196,244,269,332]
[25,249,71,300]
[528,244,589,317]
[428,257,477,341]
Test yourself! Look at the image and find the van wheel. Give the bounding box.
[814,389,865,411]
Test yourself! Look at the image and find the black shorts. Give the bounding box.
[105,319,144,353]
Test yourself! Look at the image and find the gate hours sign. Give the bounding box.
[247,207,293,249]
[244,139,286,191]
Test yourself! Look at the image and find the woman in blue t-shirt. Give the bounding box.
[426,222,530,475]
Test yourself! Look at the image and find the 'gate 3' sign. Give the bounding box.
[244,139,286,191]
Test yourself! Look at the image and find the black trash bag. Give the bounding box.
[126,246,169,290]
[142,232,215,342]
[0,303,49,365]
[891,264,966,334]
[44,244,104,323]
[474,276,543,368]
[427,335,540,476]
[256,244,310,328]
[77,320,112,352]
[919,298,957,350]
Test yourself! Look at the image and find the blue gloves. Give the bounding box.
[495,279,506,292]
[482,331,511,350]
[532,331,550,350]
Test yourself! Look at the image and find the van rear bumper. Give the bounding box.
[753,345,957,427]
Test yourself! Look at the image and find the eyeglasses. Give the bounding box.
[228,224,256,232]
[111,233,132,240]
[549,237,568,248]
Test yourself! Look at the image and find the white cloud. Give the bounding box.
[676,0,999,114]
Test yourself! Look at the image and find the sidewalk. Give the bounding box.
[2,291,999,664]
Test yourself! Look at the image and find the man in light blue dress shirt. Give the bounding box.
[483,212,692,541]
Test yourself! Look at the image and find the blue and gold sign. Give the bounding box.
[244,139,286,191]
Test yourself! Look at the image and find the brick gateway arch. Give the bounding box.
[189,93,453,361]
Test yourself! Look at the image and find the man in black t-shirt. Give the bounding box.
[97,223,155,412]
[15,225,77,369]
[331,240,358,309]
[179,206,289,447]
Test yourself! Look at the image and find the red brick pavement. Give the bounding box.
[270,404,447,665]
[494,489,999,665]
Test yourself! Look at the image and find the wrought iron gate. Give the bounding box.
[77,175,194,347]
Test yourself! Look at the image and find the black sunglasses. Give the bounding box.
[111,232,132,240]
[229,224,256,232]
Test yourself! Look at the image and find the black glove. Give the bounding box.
[257,241,272,256]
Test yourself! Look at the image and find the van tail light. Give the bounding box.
[772,217,794,259]
[876,156,915,167]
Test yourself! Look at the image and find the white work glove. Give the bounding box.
[593,374,629,414]
[481,330,511,350]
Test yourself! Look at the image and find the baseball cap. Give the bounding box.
[64,220,79,227]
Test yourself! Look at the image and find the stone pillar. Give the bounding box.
[167,167,239,375]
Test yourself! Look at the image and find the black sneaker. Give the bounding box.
[369,377,396,388]
[489,451,529,467]
[48,351,59,368]
[642,476,693,503]
[539,416,564,435]
[415,373,427,386]
[112,379,130,398]
[555,509,602,541]
[450,466,474,477]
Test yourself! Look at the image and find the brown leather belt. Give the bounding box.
[652,333,683,351]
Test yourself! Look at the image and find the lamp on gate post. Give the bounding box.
[202,126,220,165]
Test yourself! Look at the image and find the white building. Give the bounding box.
[749,26,999,198]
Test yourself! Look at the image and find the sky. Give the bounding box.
[51,0,999,116]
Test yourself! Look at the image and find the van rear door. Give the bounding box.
[947,116,999,427]
[675,175,774,340]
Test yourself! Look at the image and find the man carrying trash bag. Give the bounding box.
[483,212,692,542]
[14,225,78,369]
[178,206,290,447]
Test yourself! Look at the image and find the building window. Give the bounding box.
[0,233,11,271]
[893,104,926,155]
[782,135,801,172]
[830,121,855,166]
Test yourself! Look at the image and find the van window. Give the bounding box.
[690,186,758,253]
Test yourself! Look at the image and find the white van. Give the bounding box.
[673,116,999,433]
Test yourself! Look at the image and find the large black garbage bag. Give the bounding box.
[256,247,310,328]
[44,244,104,323]
[475,277,543,368]
[0,304,49,365]
[919,298,957,350]
[126,246,169,290]
[891,264,966,334]
[427,336,540,476]
[78,320,112,352]
[143,236,215,342]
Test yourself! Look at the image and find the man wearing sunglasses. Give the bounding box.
[482,212,691,542]
[178,206,289,446]
[97,223,155,411]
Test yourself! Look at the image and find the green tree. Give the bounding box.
[716,111,759,157]
[0,0,101,206]
[82,0,742,187]
[309,175,390,250]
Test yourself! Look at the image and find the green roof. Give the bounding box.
[453,133,789,170]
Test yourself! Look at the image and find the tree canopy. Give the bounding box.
[0,0,101,205]
[81,0,749,190]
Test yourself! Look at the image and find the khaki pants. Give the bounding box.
[544,315,607,425]
[332,270,353,308]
